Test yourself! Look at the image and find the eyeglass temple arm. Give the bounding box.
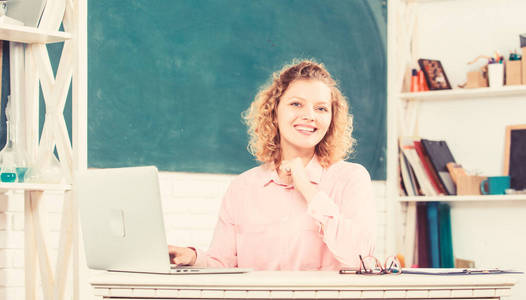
[358,255,368,271]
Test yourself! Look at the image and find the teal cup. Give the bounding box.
[480,176,510,195]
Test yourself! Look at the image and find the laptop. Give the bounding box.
[75,166,249,275]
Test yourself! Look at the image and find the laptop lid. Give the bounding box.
[75,166,172,273]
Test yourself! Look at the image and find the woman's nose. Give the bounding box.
[301,107,315,121]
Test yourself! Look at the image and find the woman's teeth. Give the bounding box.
[295,126,316,132]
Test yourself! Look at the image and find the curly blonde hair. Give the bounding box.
[243,59,355,168]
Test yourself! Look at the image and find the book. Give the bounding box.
[400,152,416,196]
[414,140,446,195]
[406,154,421,195]
[400,137,437,196]
[421,139,457,195]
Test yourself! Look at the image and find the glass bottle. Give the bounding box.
[0,120,27,182]
[0,97,29,183]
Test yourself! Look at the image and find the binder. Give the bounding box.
[438,203,455,268]
[416,203,431,268]
[426,202,440,268]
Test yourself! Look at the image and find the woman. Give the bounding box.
[169,60,375,270]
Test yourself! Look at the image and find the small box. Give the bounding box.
[522,47,526,84]
[457,175,487,195]
[506,60,522,85]
[465,66,488,88]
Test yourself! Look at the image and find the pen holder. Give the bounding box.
[488,63,504,87]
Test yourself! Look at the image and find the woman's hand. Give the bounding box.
[279,157,318,203]
[168,245,197,266]
[280,157,308,185]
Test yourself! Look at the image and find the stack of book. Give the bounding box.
[399,137,455,268]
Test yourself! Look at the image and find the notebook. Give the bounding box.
[75,166,249,275]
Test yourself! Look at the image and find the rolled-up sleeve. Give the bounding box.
[193,184,238,268]
[307,165,376,268]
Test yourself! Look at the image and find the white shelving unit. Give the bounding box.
[387,2,526,293]
[0,1,87,300]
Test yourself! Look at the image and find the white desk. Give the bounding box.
[90,270,520,299]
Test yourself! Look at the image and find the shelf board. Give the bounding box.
[0,182,72,192]
[399,85,526,101]
[398,194,526,202]
[0,23,71,44]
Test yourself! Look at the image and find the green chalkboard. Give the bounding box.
[87,0,387,179]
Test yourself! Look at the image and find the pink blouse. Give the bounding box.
[193,156,376,270]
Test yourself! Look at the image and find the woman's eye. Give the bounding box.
[317,106,329,112]
[290,102,301,107]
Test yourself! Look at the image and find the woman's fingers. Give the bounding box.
[280,158,305,176]
[168,245,195,266]
[279,161,292,174]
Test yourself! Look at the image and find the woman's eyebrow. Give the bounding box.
[287,96,330,104]
[286,96,306,101]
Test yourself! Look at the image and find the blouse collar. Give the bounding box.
[262,155,323,187]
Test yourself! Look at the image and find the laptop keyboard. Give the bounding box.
[170,264,203,273]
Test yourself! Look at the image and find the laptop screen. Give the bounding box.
[75,166,173,273]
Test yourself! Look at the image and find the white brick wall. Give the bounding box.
[0,172,388,300]
[0,191,25,300]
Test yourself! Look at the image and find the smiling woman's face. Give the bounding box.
[276,79,332,157]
